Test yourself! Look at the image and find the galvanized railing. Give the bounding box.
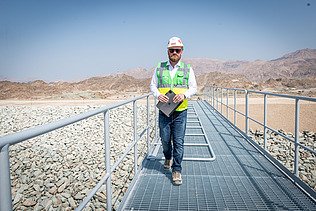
[0,94,157,211]
[208,87,316,175]
[207,87,316,190]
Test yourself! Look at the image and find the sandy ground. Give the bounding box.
[211,97,316,133]
[1,96,315,133]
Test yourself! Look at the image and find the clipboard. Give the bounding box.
[156,90,181,117]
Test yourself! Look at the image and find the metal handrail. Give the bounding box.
[208,87,316,179]
[0,93,157,211]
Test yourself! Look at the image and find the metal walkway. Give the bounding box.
[150,103,216,161]
[119,101,316,210]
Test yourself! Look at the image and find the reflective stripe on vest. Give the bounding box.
[156,61,190,111]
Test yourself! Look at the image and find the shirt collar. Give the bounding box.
[167,60,182,69]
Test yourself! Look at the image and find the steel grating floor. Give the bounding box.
[119,101,316,210]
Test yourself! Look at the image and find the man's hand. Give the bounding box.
[173,94,185,103]
[158,94,169,103]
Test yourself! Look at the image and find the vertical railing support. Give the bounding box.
[245,90,249,136]
[234,90,236,126]
[0,144,13,211]
[216,88,219,111]
[221,88,223,113]
[154,97,158,143]
[294,98,300,176]
[133,101,138,174]
[212,87,215,108]
[103,110,112,211]
[146,96,150,157]
[226,89,229,118]
[263,94,267,150]
[208,87,211,106]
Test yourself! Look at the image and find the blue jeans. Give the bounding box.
[159,109,187,172]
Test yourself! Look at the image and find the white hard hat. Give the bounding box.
[167,36,184,48]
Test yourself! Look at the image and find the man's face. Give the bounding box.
[168,47,183,63]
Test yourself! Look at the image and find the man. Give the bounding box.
[150,36,197,185]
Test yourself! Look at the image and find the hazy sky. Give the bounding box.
[1,0,315,82]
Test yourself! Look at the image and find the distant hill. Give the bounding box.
[232,48,316,81]
[118,67,152,79]
[122,48,316,82]
[0,49,315,100]
[0,75,150,100]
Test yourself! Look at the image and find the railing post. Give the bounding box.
[0,144,13,211]
[216,88,219,110]
[221,88,223,113]
[215,88,217,109]
[154,97,158,143]
[133,101,138,174]
[263,94,267,150]
[212,87,215,108]
[226,89,229,118]
[294,98,300,176]
[234,90,236,126]
[146,96,150,157]
[103,110,112,210]
[206,87,210,102]
[209,87,211,105]
[245,90,249,136]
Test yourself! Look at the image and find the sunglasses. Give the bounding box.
[168,49,182,54]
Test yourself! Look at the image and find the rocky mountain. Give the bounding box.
[0,49,315,100]
[122,48,316,82]
[234,48,316,81]
[0,75,150,100]
[196,72,255,93]
[118,67,152,79]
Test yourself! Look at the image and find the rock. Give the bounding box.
[17,184,29,193]
[45,183,56,188]
[13,192,23,205]
[58,181,68,193]
[33,203,44,211]
[23,198,37,207]
[33,184,41,192]
[95,192,107,203]
[52,196,62,207]
[300,174,309,182]
[68,197,77,208]
[44,198,53,210]
[74,192,85,200]
[11,163,20,172]
[49,186,57,195]
[60,192,71,199]
[56,178,66,187]
[20,175,29,183]
[34,179,44,187]
[33,170,42,177]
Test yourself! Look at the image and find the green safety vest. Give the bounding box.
[156,61,190,111]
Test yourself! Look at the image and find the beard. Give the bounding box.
[169,54,181,63]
